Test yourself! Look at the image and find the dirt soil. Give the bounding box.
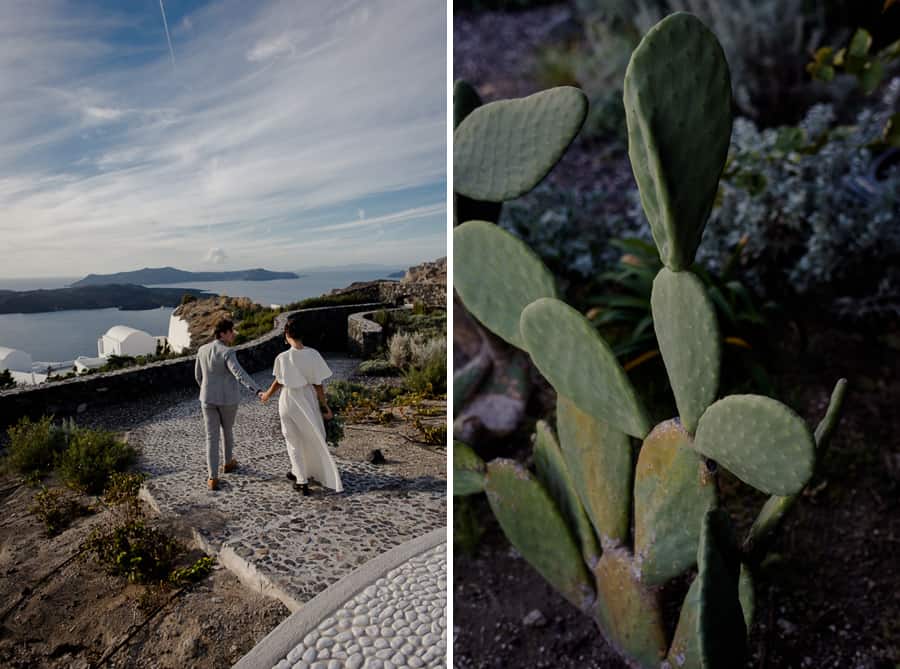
[0,478,288,669]
[453,4,900,668]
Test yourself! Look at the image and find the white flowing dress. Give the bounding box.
[273,346,343,492]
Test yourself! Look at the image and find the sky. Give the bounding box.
[0,0,447,278]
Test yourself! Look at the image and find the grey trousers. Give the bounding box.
[202,403,238,479]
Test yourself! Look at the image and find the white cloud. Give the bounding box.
[0,0,446,277]
[204,247,227,264]
[246,33,295,62]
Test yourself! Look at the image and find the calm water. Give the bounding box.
[0,308,173,363]
[0,269,401,363]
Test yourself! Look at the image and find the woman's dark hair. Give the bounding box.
[214,319,234,339]
[284,318,304,342]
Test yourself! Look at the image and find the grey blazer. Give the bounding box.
[195,340,260,405]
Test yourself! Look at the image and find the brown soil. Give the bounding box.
[453,5,900,667]
[0,478,288,669]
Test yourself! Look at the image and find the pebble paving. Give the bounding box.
[127,356,447,610]
[274,543,447,669]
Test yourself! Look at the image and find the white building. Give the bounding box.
[166,314,192,353]
[97,326,158,358]
[0,347,33,372]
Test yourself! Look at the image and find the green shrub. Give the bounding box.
[403,338,447,396]
[284,289,375,311]
[58,429,136,494]
[81,519,183,584]
[0,369,15,390]
[169,556,216,586]
[5,416,67,476]
[233,307,278,344]
[103,471,147,507]
[31,486,88,535]
[356,359,399,376]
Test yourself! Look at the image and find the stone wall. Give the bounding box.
[378,282,446,309]
[0,302,386,429]
[346,307,414,358]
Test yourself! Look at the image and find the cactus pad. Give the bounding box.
[697,509,747,667]
[522,297,651,438]
[454,221,558,349]
[651,268,721,432]
[624,12,732,270]
[694,395,815,495]
[557,395,633,544]
[453,441,486,496]
[454,87,588,201]
[533,420,601,566]
[593,549,668,667]
[633,420,716,586]
[666,577,701,669]
[484,459,595,611]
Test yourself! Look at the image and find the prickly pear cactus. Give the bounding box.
[454,11,849,669]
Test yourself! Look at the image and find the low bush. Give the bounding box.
[284,289,375,311]
[356,359,399,376]
[5,416,67,477]
[81,519,183,584]
[103,471,147,508]
[58,429,136,494]
[31,486,88,535]
[0,369,15,390]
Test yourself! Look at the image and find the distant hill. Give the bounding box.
[71,267,299,287]
[0,284,210,314]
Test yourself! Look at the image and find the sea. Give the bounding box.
[0,269,401,363]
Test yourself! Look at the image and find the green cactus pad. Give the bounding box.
[633,420,716,586]
[739,564,755,632]
[454,87,588,201]
[557,396,632,545]
[651,268,721,432]
[593,549,668,667]
[667,562,754,668]
[522,298,651,438]
[694,395,815,495]
[484,459,595,611]
[453,79,482,130]
[624,12,733,270]
[697,509,747,668]
[453,441,486,496]
[666,577,701,669]
[533,420,601,566]
[744,379,848,559]
[454,221,558,349]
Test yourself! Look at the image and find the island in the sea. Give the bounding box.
[0,285,210,314]
[71,267,299,287]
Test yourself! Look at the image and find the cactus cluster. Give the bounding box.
[454,12,847,669]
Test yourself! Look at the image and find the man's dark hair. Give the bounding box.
[214,319,234,340]
[284,318,304,342]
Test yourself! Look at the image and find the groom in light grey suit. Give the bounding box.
[195,318,264,490]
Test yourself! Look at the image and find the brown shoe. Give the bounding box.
[208,478,219,490]
[224,459,238,473]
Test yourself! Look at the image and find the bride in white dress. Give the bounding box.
[261,320,343,495]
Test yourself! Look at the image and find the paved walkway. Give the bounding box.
[236,529,446,669]
[128,355,446,629]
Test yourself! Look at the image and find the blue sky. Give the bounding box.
[0,0,447,277]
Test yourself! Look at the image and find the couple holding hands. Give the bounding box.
[194,318,343,496]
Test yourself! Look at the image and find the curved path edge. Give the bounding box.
[232,526,446,669]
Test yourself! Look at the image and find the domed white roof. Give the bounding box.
[103,325,150,342]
